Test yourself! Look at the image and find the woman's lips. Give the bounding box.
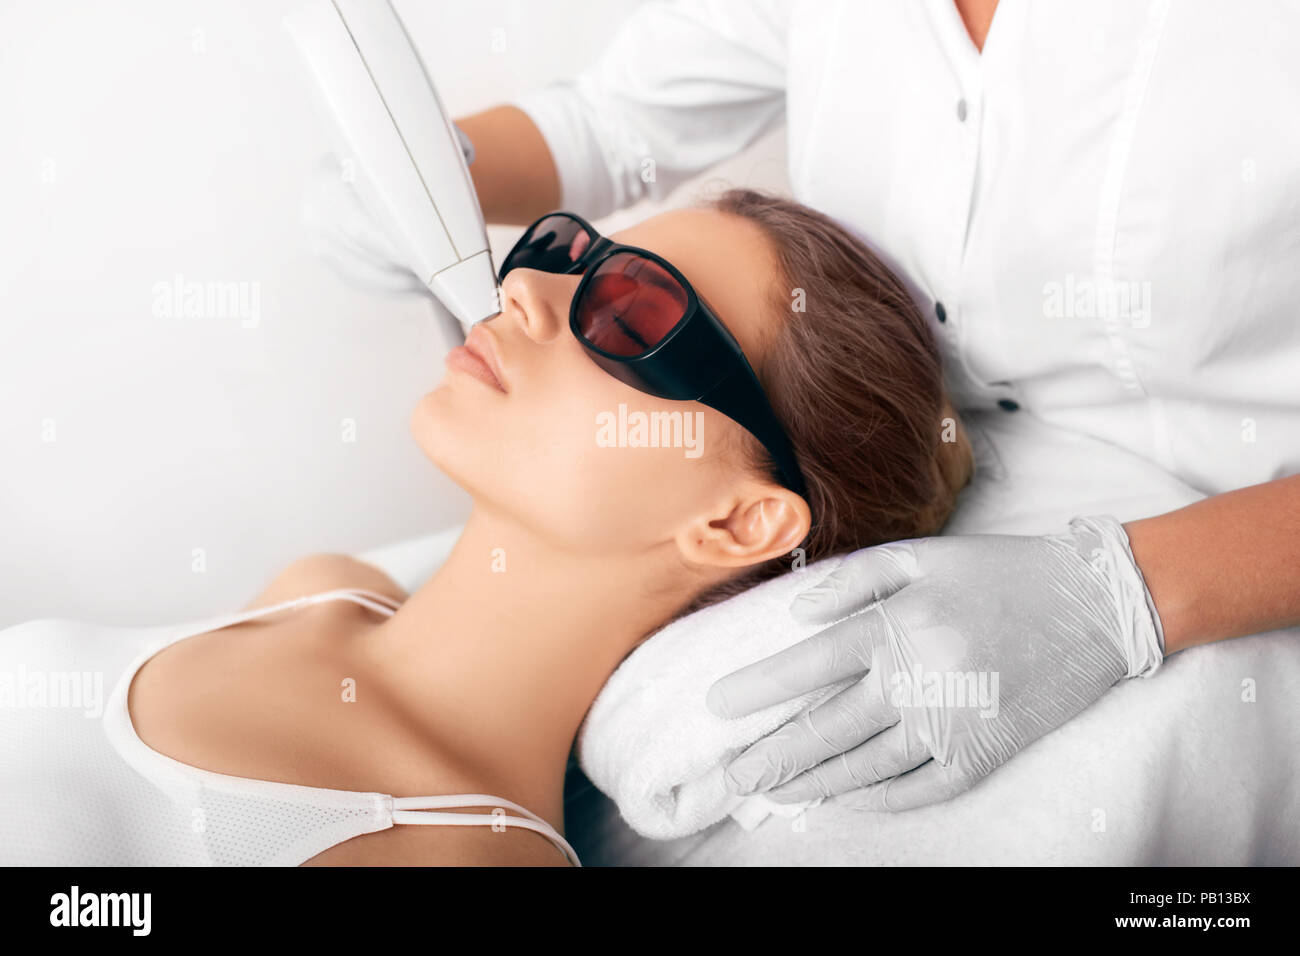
[445,325,507,393]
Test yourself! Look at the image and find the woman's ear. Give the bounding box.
[674,485,811,569]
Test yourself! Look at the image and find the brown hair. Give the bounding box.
[680,188,974,615]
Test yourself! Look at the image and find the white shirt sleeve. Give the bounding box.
[509,0,791,219]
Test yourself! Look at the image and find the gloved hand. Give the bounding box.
[300,154,429,296]
[705,515,1166,811]
[297,121,476,298]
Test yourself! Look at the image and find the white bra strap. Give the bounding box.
[307,587,404,615]
[221,587,404,628]
[392,794,581,867]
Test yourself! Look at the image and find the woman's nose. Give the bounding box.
[499,269,574,345]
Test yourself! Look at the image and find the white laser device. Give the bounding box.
[285,0,499,328]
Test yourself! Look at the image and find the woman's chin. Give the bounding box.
[410,391,483,486]
[412,376,471,426]
[410,390,455,457]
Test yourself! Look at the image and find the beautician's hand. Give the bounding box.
[706,515,1166,811]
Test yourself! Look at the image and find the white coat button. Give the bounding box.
[956,98,968,122]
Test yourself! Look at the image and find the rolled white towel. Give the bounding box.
[576,554,857,840]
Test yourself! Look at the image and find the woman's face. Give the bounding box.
[411,206,797,558]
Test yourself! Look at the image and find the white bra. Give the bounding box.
[103,586,581,866]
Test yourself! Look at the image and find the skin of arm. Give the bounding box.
[1124,474,1300,655]
[457,105,561,225]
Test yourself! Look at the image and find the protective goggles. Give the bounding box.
[497,211,808,502]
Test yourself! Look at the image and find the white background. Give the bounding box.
[0,0,787,625]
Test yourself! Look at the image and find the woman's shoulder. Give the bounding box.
[244,553,409,611]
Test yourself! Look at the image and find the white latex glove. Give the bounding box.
[297,123,477,298]
[705,515,1166,811]
[299,154,428,296]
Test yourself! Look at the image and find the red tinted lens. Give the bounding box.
[575,252,688,356]
[503,214,592,274]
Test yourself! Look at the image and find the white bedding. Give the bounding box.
[360,410,1300,865]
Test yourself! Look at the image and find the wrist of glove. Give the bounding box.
[1060,514,1165,679]
[709,514,1166,811]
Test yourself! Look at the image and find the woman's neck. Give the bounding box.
[360,508,691,829]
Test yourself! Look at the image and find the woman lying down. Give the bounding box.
[0,189,972,866]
